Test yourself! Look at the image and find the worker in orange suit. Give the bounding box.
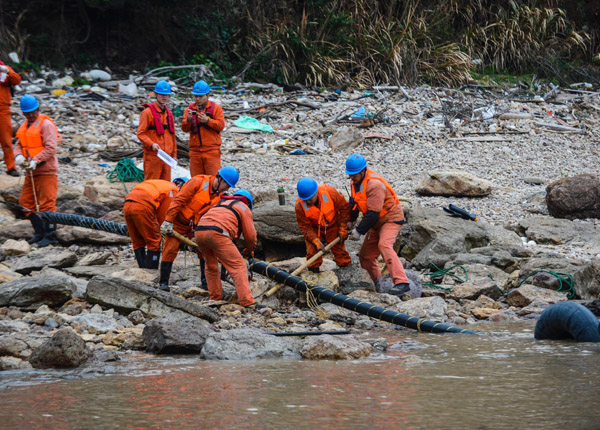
[195,189,261,308]
[295,177,351,272]
[124,178,184,269]
[14,95,60,248]
[158,166,239,291]
[137,80,177,181]
[345,153,410,297]
[0,51,22,176]
[181,80,225,176]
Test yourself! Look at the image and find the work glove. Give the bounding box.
[14,155,25,166]
[338,227,349,241]
[160,221,174,235]
[26,160,37,170]
[312,238,325,251]
[349,228,362,241]
[0,65,8,73]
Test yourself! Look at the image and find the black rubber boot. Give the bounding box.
[36,223,57,248]
[28,213,46,244]
[389,283,411,297]
[133,248,147,268]
[159,261,173,291]
[199,258,208,290]
[145,250,161,270]
[308,267,320,273]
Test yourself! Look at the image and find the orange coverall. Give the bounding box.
[124,180,178,251]
[0,63,22,173]
[195,198,257,306]
[15,117,58,215]
[161,175,220,263]
[137,102,177,180]
[295,184,351,269]
[355,178,409,285]
[181,100,225,176]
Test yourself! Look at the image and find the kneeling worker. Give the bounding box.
[345,153,410,296]
[195,189,259,308]
[295,177,351,271]
[159,166,239,291]
[123,178,184,269]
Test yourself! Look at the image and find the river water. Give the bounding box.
[1,321,599,430]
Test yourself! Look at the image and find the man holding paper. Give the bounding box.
[137,80,177,180]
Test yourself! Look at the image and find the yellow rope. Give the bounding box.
[305,285,329,319]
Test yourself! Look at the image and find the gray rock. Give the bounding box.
[448,278,502,301]
[0,356,32,370]
[416,169,493,197]
[374,271,422,299]
[328,126,363,151]
[394,296,447,320]
[0,220,34,241]
[127,310,147,325]
[524,176,546,185]
[65,265,130,278]
[300,334,372,359]
[11,249,78,275]
[334,265,374,295]
[57,226,130,246]
[517,216,600,245]
[28,328,91,368]
[86,276,218,322]
[507,284,568,307]
[0,277,76,310]
[38,267,88,298]
[201,327,302,360]
[143,316,213,354]
[0,334,43,359]
[70,313,122,334]
[0,320,31,333]
[253,200,304,243]
[546,173,600,219]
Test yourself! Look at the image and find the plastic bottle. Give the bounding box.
[277,186,286,206]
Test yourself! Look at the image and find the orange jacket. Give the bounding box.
[351,169,399,218]
[295,184,350,243]
[165,175,220,224]
[126,180,179,224]
[181,100,225,151]
[15,115,59,176]
[137,101,177,157]
[198,198,257,251]
[0,64,21,113]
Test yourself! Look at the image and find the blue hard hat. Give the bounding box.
[234,189,254,210]
[218,166,239,188]
[345,153,367,175]
[172,177,188,186]
[154,80,172,95]
[20,94,40,113]
[192,80,210,96]
[297,177,318,201]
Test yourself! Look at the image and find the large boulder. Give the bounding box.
[394,296,447,320]
[201,327,302,360]
[546,173,600,219]
[507,284,568,307]
[416,169,493,197]
[517,216,600,245]
[143,316,213,354]
[28,328,90,369]
[0,220,34,241]
[83,175,139,211]
[253,200,304,243]
[399,207,521,269]
[448,278,503,301]
[57,226,130,245]
[328,126,363,151]
[86,276,218,322]
[0,277,76,310]
[11,249,78,275]
[335,265,374,295]
[300,334,372,359]
[70,313,123,334]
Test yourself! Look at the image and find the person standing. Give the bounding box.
[137,80,177,180]
[295,177,351,272]
[158,166,239,291]
[14,95,60,247]
[123,178,183,269]
[181,80,225,176]
[0,51,22,176]
[345,153,410,296]
[195,189,260,308]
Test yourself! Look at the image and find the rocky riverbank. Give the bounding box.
[1,71,600,370]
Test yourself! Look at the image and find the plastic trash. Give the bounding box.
[157,149,178,169]
[119,82,138,97]
[210,86,226,92]
[8,52,19,63]
[233,116,274,133]
[98,163,111,168]
[351,107,366,118]
[290,149,306,155]
[52,89,67,96]
[88,69,112,81]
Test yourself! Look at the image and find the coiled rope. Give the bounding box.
[105,158,145,192]
[518,270,575,299]
[422,262,468,291]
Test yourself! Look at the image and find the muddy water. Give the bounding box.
[1,321,599,430]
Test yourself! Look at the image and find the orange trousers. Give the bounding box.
[143,153,171,181]
[305,223,351,269]
[194,230,255,306]
[161,216,195,262]
[189,149,220,177]
[19,174,57,215]
[358,222,408,285]
[0,113,14,172]
[124,201,161,251]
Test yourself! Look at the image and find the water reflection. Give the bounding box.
[1,321,599,429]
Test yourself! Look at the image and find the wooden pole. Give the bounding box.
[170,230,198,248]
